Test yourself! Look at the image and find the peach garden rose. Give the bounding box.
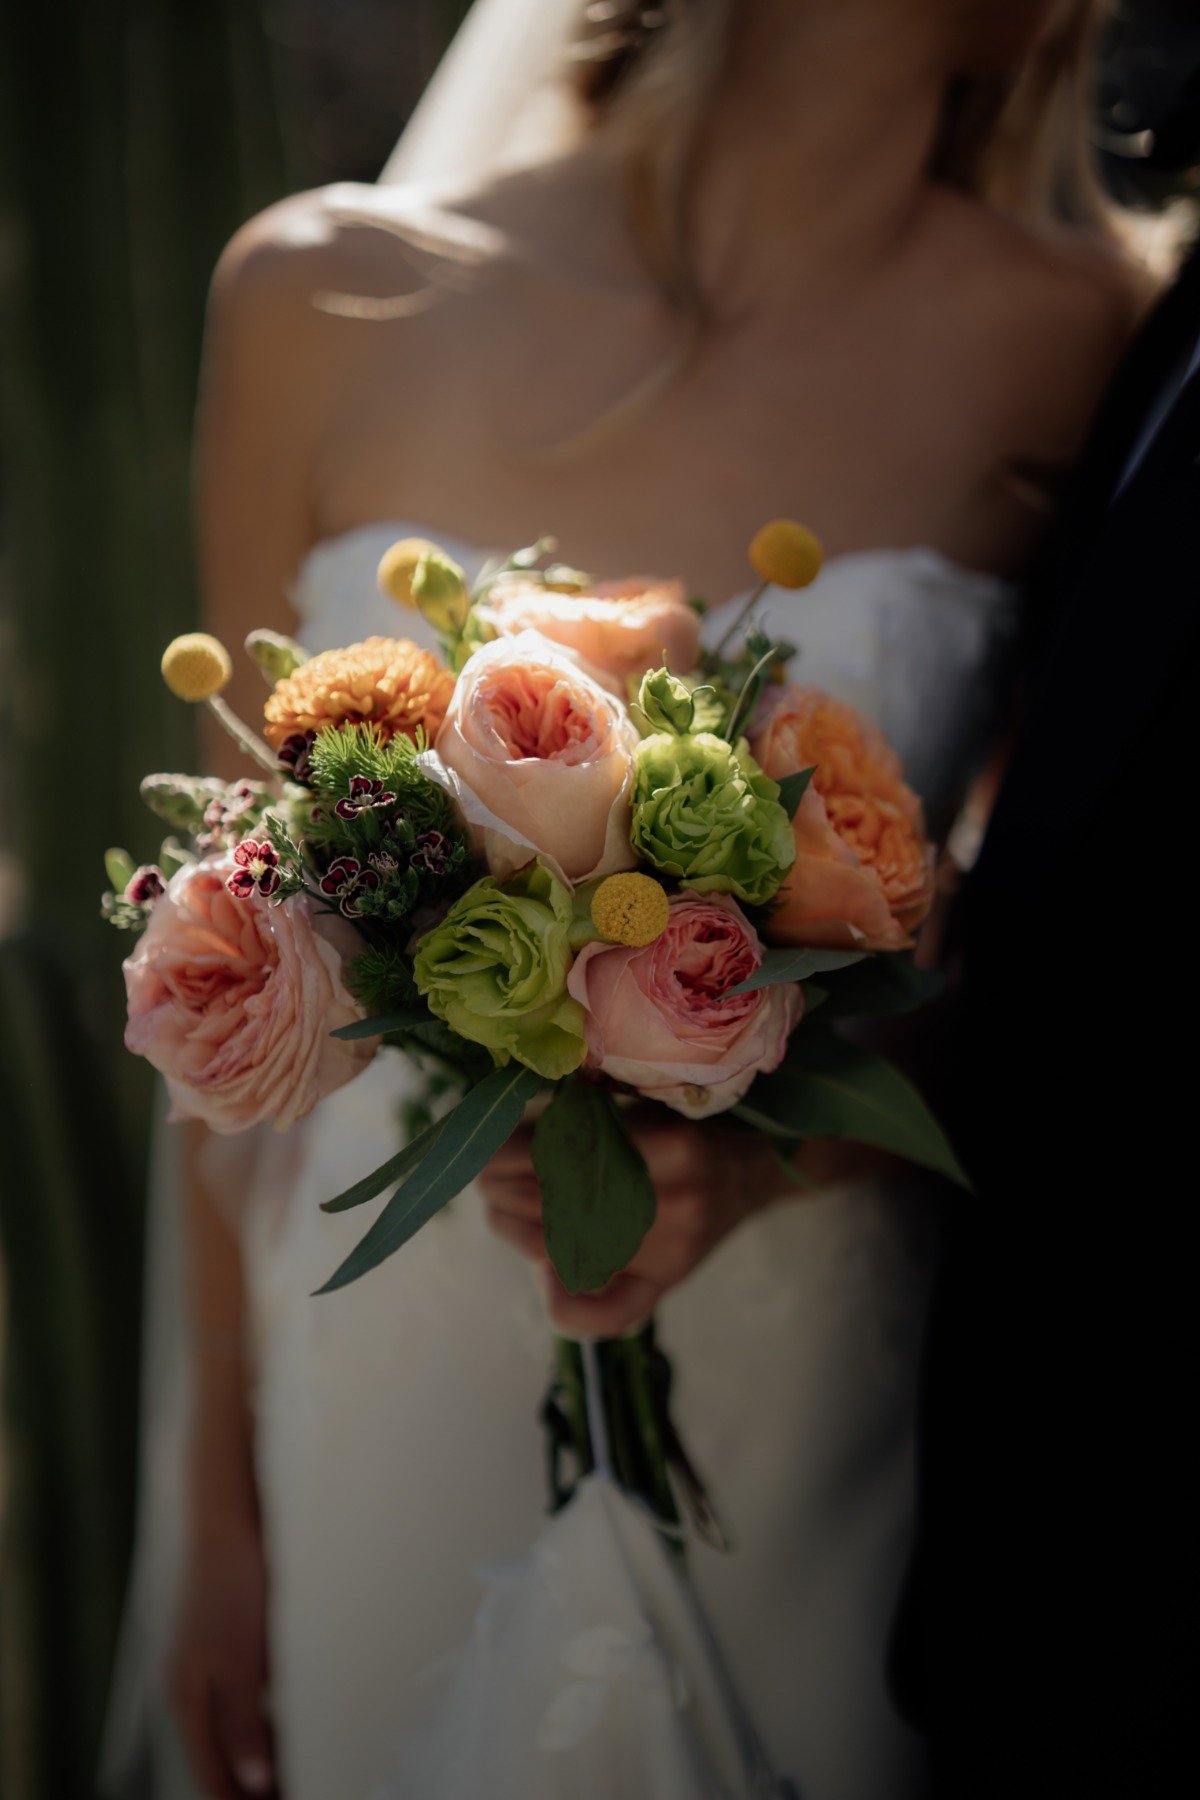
[479,575,702,693]
[420,629,640,885]
[751,687,935,951]
[122,856,372,1134]
[566,892,802,1119]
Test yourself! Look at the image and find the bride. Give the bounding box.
[114,2,1148,1796]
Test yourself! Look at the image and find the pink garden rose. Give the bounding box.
[123,856,372,1134]
[421,630,639,885]
[566,892,802,1119]
[479,575,702,693]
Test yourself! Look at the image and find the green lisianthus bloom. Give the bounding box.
[630,731,795,906]
[635,667,696,735]
[410,548,471,635]
[412,860,586,1079]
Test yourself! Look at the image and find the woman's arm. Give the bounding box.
[169,208,324,1800]
[170,1128,275,1800]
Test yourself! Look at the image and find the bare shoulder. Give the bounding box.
[210,180,503,324]
[925,187,1151,454]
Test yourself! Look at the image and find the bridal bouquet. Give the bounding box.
[107,521,963,1513]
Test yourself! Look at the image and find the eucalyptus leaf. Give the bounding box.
[767,1139,819,1187]
[775,767,815,820]
[817,956,947,1020]
[726,946,866,996]
[316,1063,542,1293]
[729,1100,803,1140]
[320,1112,447,1214]
[745,1028,970,1188]
[532,1082,657,1295]
[331,1008,429,1041]
[386,1016,494,1085]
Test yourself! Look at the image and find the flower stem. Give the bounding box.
[710,578,768,659]
[205,695,281,778]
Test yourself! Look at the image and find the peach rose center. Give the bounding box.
[476,664,609,762]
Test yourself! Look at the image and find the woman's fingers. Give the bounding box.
[486,1206,547,1264]
[172,1672,242,1800]
[478,1175,542,1222]
[541,1269,660,1339]
[484,1126,536,1177]
[173,1660,278,1800]
[215,1676,277,1797]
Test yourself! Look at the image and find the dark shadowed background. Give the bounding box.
[0,3,1195,1795]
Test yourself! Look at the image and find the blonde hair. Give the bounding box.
[335,1,1173,453]
[572,0,1152,316]
[536,0,1172,453]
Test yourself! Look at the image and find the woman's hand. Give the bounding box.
[481,1109,855,1337]
[170,1492,278,1800]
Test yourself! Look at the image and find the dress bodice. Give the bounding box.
[291,522,1015,828]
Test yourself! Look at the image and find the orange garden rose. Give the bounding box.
[479,575,702,692]
[263,637,455,748]
[751,687,934,952]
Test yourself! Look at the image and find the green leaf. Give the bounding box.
[767,1138,819,1188]
[729,1099,803,1140]
[316,1063,543,1293]
[745,1028,970,1188]
[532,1083,657,1295]
[723,645,778,743]
[726,946,866,996]
[330,1008,429,1041]
[104,847,136,892]
[775,767,815,820]
[320,1112,447,1213]
[817,956,947,1021]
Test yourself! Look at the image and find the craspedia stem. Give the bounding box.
[205,696,282,778]
[710,579,768,659]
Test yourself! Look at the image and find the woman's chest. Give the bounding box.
[313,280,1023,584]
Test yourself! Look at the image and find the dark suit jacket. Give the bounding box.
[895,248,1200,1797]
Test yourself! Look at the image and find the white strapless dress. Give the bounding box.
[108,527,1012,1800]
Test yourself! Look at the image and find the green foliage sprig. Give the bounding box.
[305,723,456,844]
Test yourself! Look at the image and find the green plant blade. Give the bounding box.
[331,1008,429,1041]
[532,1082,657,1295]
[775,767,815,820]
[746,1028,970,1188]
[817,956,947,1020]
[726,946,866,996]
[320,1112,448,1214]
[316,1063,543,1292]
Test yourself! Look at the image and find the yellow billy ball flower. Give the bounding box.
[377,538,442,608]
[161,633,233,702]
[590,873,670,948]
[748,520,823,590]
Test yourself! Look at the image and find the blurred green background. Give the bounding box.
[0,6,469,1794]
[0,2,1195,1796]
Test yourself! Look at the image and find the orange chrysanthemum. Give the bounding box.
[263,637,455,748]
